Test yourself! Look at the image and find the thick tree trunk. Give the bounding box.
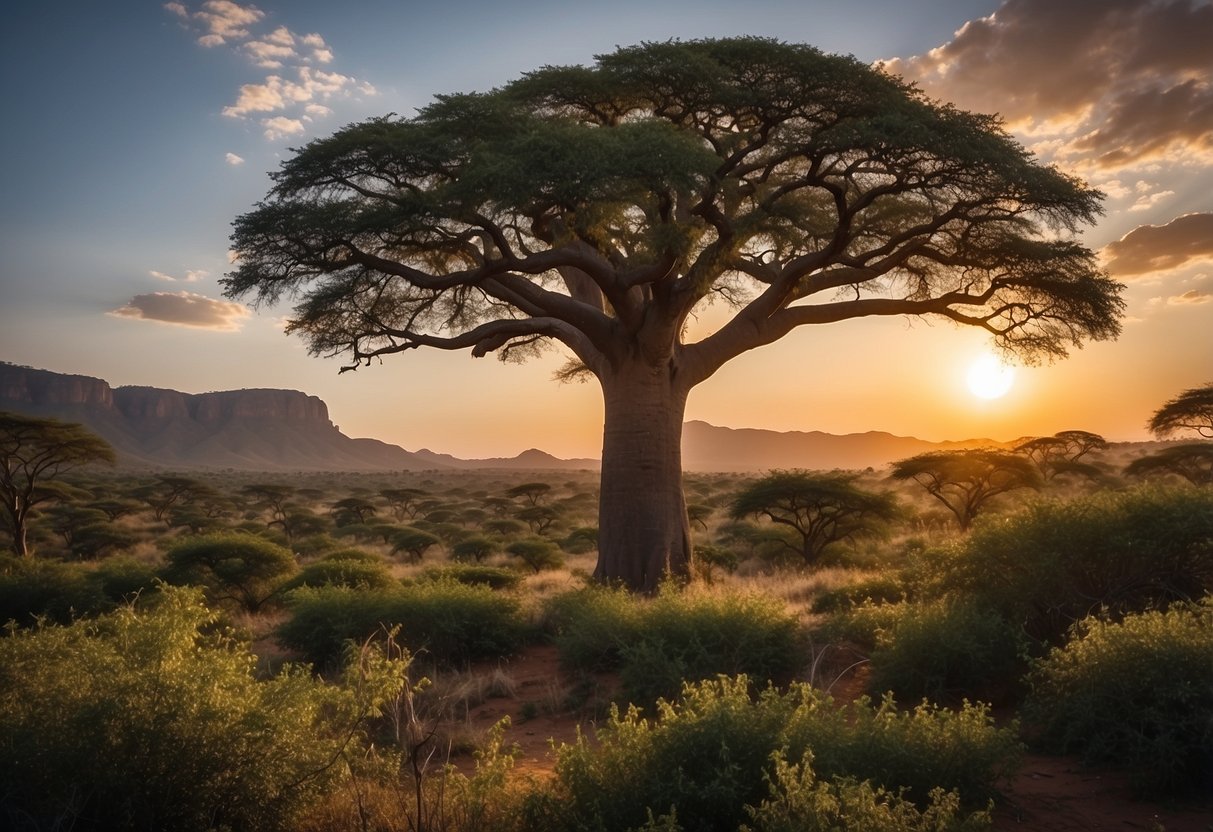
[594,361,692,592]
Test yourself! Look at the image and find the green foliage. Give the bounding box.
[741,754,991,832]
[931,485,1213,644]
[278,579,528,669]
[420,563,523,590]
[1024,599,1213,795]
[729,471,900,567]
[780,693,1020,809]
[0,556,109,625]
[161,531,298,613]
[450,534,498,562]
[390,525,442,562]
[546,584,802,706]
[890,450,1041,530]
[866,599,1029,705]
[0,586,399,832]
[536,677,1010,832]
[282,555,396,591]
[506,537,565,573]
[90,556,159,602]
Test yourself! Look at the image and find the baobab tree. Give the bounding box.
[225,38,1124,590]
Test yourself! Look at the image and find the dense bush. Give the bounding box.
[1024,598,1213,795]
[532,676,1010,832]
[161,531,298,613]
[0,556,109,625]
[278,579,528,669]
[546,585,803,705]
[0,586,396,832]
[866,599,1029,704]
[927,486,1213,644]
[420,563,523,590]
[282,555,396,591]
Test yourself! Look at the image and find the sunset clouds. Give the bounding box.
[165,1,375,141]
[1102,214,1213,277]
[880,0,1213,171]
[109,291,251,331]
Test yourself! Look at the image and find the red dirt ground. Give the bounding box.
[460,644,1213,831]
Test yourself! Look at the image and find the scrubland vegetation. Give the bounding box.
[1,440,1212,830]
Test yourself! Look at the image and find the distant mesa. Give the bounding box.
[2,362,1011,473]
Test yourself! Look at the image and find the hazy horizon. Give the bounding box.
[2,0,1211,458]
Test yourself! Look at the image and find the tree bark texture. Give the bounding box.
[594,361,692,592]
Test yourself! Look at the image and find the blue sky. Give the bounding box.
[2,1,1210,457]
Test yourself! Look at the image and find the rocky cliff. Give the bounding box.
[0,363,433,471]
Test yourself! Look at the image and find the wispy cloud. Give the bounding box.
[224,152,245,165]
[109,291,251,331]
[166,1,375,141]
[149,268,208,283]
[1102,213,1213,277]
[1167,289,1212,306]
[880,0,1213,171]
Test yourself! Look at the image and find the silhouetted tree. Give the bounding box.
[1015,430,1108,480]
[1125,444,1213,486]
[729,471,899,567]
[891,449,1041,530]
[1148,382,1213,439]
[225,39,1124,590]
[0,412,114,557]
[506,482,552,506]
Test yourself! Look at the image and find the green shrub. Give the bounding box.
[161,531,297,613]
[742,754,991,832]
[450,535,498,563]
[420,563,522,590]
[547,585,803,706]
[90,556,159,602]
[282,556,396,591]
[932,486,1213,644]
[0,586,397,832]
[535,677,1008,832]
[278,579,528,669]
[781,693,1021,808]
[867,599,1029,704]
[1024,598,1213,795]
[506,537,565,573]
[0,556,109,625]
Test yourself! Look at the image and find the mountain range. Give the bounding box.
[2,362,1005,472]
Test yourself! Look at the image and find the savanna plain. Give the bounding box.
[2,421,1212,832]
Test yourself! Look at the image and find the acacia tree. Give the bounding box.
[1125,444,1213,486]
[728,471,899,567]
[225,38,1123,591]
[1148,382,1213,439]
[891,449,1042,530]
[1014,429,1107,480]
[0,412,115,557]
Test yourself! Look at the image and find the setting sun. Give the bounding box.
[967,352,1015,399]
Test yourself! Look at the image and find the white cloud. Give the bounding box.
[225,152,245,165]
[192,0,264,45]
[148,269,209,283]
[1129,189,1175,212]
[109,291,250,331]
[168,3,373,141]
[1167,290,1212,306]
[262,116,304,140]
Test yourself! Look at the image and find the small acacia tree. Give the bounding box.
[891,449,1041,530]
[1015,430,1108,481]
[1148,382,1213,439]
[225,38,1123,590]
[1124,444,1213,486]
[0,412,115,557]
[729,471,899,567]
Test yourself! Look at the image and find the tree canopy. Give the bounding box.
[729,471,899,567]
[225,38,1124,590]
[891,449,1042,530]
[1148,382,1213,439]
[0,412,115,557]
